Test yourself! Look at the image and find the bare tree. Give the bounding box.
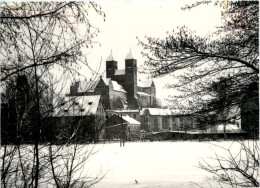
[138,1,258,122]
[1,2,106,188]
[138,1,259,187]
[198,140,259,187]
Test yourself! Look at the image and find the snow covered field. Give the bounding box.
[2,140,255,187]
[84,141,246,188]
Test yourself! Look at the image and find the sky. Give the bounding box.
[75,1,224,103]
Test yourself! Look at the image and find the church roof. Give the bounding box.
[77,77,111,93]
[53,95,101,117]
[78,79,99,93]
[115,69,125,75]
[72,77,126,94]
[122,115,141,125]
[106,52,115,61]
[111,81,127,93]
[125,51,135,60]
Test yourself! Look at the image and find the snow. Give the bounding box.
[53,95,101,116]
[111,80,127,93]
[141,108,173,116]
[137,91,150,96]
[102,77,111,86]
[122,115,141,125]
[84,141,247,188]
[137,80,153,88]
[2,141,256,187]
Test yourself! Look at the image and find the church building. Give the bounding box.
[68,51,157,110]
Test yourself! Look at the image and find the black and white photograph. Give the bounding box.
[1,1,259,187]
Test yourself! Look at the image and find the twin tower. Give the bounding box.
[106,51,138,107]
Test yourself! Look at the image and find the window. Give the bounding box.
[133,114,136,118]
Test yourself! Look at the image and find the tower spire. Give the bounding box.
[106,50,114,61]
[125,49,134,60]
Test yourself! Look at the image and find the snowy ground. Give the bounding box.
[83,141,245,188]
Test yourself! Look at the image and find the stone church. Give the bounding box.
[68,51,157,110]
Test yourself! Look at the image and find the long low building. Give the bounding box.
[140,108,198,132]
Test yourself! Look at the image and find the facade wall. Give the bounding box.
[141,115,150,131]
[95,80,110,109]
[168,116,173,130]
[138,95,150,108]
[95,101,107,132]
[137,85,157,108]
[46,114,105,143]
[150,87,156,107]
[152,116,159,131]
[125,59,137,99]
[70,82,79,95]
[140,109,198,133]
[158,116,163,131]
[143,87,151,94]
[109,86,127,110]
[106,60,118,80]
[114,75,126,88]
[105,115,127,140]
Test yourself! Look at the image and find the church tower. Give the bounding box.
[125,50,137,102]
[106,52,118,79]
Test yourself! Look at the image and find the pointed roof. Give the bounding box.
[125,50,135,60]
[78,79,99,93]
[76,76,110,93]
[106,52,115,61]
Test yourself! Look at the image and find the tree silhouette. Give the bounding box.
[138,1,258,123]
[1,2,105,187]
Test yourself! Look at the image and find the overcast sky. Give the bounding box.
[76,1,224,103]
